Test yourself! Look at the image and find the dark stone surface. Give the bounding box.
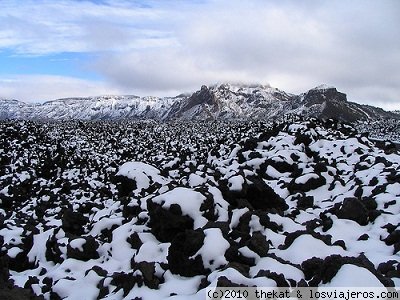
[0,286,44,300]
[297,196,314,209]
[147,202,194,243]
[301,254,394,286]
[385,230,400,246]
[167,229,207,277]
[61,209,89,235]
[45,234,64,264]
[245,178,288,211]
[111,175,137,198]
[336,197,369,225]
[246,232,269,257]
[127,232,143,250]
[110,272,142,297]
[134,261,161,289]
[288,175,326,193]
[66,236,99,261]
[255,270,290,287]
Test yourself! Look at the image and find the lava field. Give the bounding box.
[0,117,399,299]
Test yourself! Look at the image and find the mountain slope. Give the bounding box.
[0,84,398,122]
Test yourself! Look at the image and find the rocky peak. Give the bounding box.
[304,85,347,106]
[185,85,217,110]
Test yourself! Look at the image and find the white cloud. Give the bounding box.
[0,75,128,102]
[0,0,399,109]
[0,0,174,55]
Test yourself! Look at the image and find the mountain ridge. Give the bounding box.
[1,83,399,122]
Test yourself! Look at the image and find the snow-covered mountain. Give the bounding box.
[0,95,184,120]
[0,84,398,122]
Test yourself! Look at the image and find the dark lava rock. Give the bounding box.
[134,261,161,289]
[147,202,194,243]
[242,137,258,151]
[302,254,394,286]
[246,178,288,211]
[224,244,256,266]
[294,133,313,147]
[358,234,369,241]
[235,211,282,236]
[0,286,44,300]
[336,197,368,225]
[216,275,249,287]
[111,272,142,297]
[167,229,207,277]
[362,197,378,210]
[67,236,99,261]
[61,209,89,235]
[288,175,326,193]
[246,231,269,257]
[0,257,9,285]
[321,214,333,232]
[127,232,143,250]
[255,270,290,287]
[377,260,400,278]
[222,262,250,277]
[297,195,314,210]
[7,230,37,272]
[111,175,137,198]
[385,230,400,246]
[332,240,346,250]
[45,234,64,264]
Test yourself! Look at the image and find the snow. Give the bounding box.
[294,173,319,184]
[193,228,230,270]
[188,173,206,187]
[265,165,288,179]
[135,239,169,263]
[312,84,335,91]
[250,257,304,282]
[116,161,166,192]
[69,238,86,251]
[151,187,208,229]
[7,247,23,258]
[277,234,348,264]
[52,270,102,300]
[228,175,244,191]
[2,117,400,299]
[323,264,384,287]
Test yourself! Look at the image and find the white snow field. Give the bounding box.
[0,117,399,299]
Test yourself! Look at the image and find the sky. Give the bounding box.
[0,0,399,110]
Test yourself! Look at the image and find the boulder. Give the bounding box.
[246,231,269,257]
[66,236,99,261]
[61,209,89,235]
[246,178,288,211]
[167,229,207,277]
[147,202,194,243]
[336,197,368,225]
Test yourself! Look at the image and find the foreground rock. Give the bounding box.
[0,117,399,299]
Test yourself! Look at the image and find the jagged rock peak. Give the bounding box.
[304,84,347,104]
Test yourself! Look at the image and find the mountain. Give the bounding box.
[0,84,399,122]
[0,95,184,120]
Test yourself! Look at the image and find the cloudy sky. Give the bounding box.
[0,0,399,110]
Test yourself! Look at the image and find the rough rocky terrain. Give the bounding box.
[0,117,399,299]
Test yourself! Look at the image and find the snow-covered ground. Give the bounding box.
[0,117,399,299]
[356,118,400,143]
